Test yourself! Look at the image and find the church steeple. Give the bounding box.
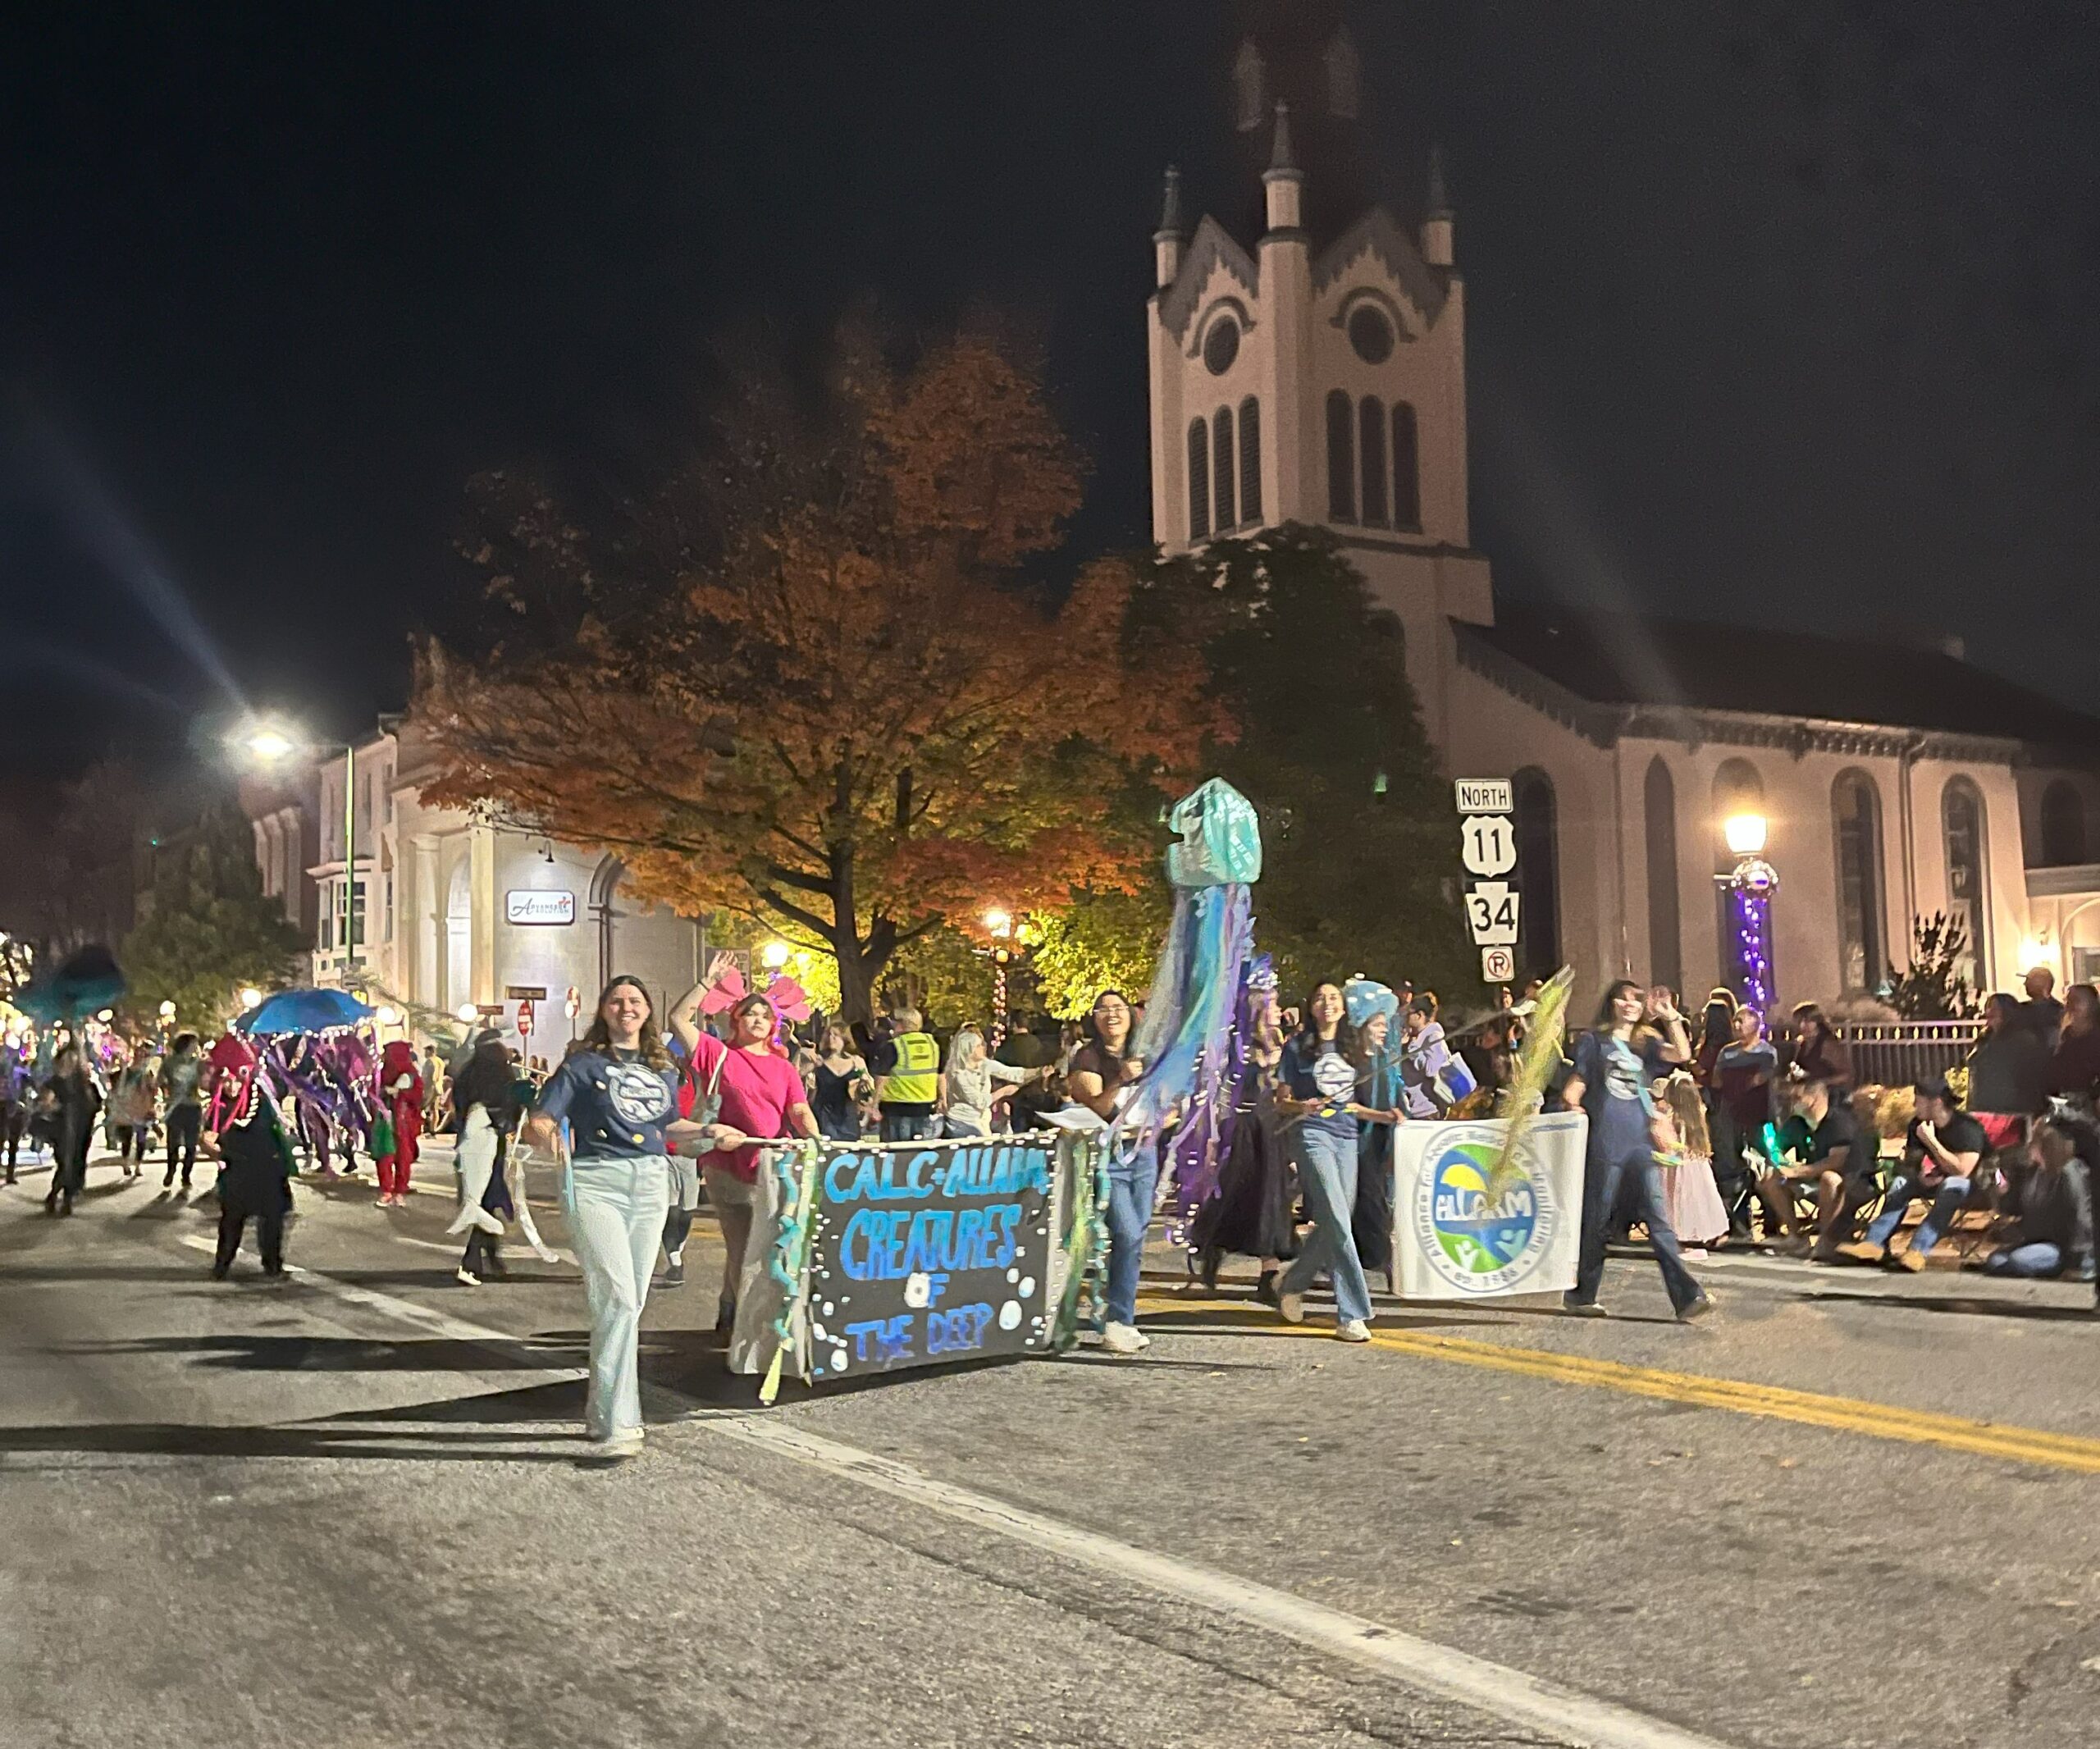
[1153,165,1187,286]
[1422,144,1454,268]
[1262,104,1303,233]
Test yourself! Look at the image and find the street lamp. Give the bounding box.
[454,1003,477,1025]
[240,987,263,1011]
[1715,813,1778,1013]
[982,907,1014,1045]
[232,715,361,984]
[761,940,792,970]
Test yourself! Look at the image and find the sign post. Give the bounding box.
[1454,779,1522,986]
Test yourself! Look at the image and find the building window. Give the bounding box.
[1203,314,1240,377]
[318,886,334,952]
[2041,779,2086,866]
[1644,756,1682,996]
[1212,406,1236,530]
[1348,304,1393,363]
[1187,418,1210,540]
[1326,390,1354,522]
[1392,402,1421,531]
[1513,768,1560,977]
[1358,397,1388,525]
[1942,779,1989,983]
[349,879,368,948]
[1832,770,1887,994]
[1237,397,1262,524]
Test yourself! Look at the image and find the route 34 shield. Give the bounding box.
[1463,881,1521,947]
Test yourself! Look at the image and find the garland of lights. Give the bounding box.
[1725,855,1780,1014]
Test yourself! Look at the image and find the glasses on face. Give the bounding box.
[1093,1002,1128,1017]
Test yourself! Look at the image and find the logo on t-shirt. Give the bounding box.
[1311,1051,1358,1101]
[605,1062,672,1127]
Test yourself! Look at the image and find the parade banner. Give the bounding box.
[731,1135,1068,1389]
[1390,1111,1586,1299]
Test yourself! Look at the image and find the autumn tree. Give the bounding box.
[418,331,1215,1021]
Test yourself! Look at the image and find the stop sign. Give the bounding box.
[517,998,535,1037]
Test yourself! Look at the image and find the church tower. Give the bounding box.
[1146,13,1491,748]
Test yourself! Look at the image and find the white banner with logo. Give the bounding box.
[1390,1112,1587,1299]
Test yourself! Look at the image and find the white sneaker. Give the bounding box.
[1100,1321,1146,1355]
[1278,1291,1306,1325]
[1335,1318,1372,1343]
[591,1427,644,1461]
[454,1267,480,1287]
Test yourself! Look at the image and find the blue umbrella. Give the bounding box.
[15,945,127,1024]
[236,987,374,1037]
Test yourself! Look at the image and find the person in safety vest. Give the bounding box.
[872,1006,939,1143]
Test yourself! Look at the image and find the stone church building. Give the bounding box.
[1148,16,2100,1008]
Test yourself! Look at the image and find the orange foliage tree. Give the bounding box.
[416,331,1216,1021]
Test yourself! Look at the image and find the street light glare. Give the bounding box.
[240,987,263,1010]
[983,908,1012,938]
[761,940,792,969]
[1723,813,1768,856]
[245,729,297,762]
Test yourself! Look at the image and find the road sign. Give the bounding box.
[1480,945,1516,983]
[475,1002,505,1016]
[1459,813,1518,878]
[564,985,582,1020]
[505,984,548,1001]
[517,998,535,1038]
[1463,880,1522,947]
[1454,778,1513,815]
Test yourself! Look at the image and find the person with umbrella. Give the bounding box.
[38,1045,100,1217]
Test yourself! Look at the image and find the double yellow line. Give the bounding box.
[1138,1297,2100,1474]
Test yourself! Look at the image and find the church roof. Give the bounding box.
[1465,604,2100,754]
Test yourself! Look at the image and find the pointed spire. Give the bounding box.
[1267,102,1298,175]
[1427,142,1452,217]
[1156,164,1186,239]
[1421,145,1455,268]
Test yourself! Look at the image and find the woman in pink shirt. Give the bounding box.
[669,987,818,1334]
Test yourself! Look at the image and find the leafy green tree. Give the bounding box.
[1025,883,1171,1019]
[122,802,307,1031]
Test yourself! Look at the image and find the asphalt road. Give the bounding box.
[3,1142,2098,1749]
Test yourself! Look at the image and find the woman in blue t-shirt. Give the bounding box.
[1560,980,1712,1322]
[1274,980,1386,1341]
[523,975,737,1460]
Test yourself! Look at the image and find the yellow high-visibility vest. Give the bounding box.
[883,1031,939,1104]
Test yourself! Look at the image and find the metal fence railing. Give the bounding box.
[1837,1021,1978,1089]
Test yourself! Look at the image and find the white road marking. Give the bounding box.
[193,1233,1737,1749]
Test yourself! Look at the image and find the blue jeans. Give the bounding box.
[880,1108,934,1144]
[1280,1124,1372,1325]
[1984,1242,2063,1277]
[1865,1175,1970,1256]
[1573,1146,1702,1313]
[564,1153,673,1440]
[1102,1146,1160,1327]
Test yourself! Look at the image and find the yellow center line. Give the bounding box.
[1137,1295,2100,1474]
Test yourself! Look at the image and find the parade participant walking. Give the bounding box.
[448,1032,521,1283]
[1068,990,1153,1354]
[1344,980,1405,1293]
[667,984,818,1334]
[939,1025,1041,1139]
[523,977,696,1460]
[1190,970,1294,1302]
[203,1032,294,1279]
[1560,980,1712,1321]
[158,1034,204,1191]
[112,1054,157,1177]
[372,1039,423,1206]
[808,1024,870,1143]
[870,1006,940,1142]
[1273,981,1378,1341]
[0,1034,28,1185]
[39,1047,100,1216]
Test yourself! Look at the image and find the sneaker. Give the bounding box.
[1100,1321,1147,1355]
[1562,1295,1608,1317]
[661,1255,685,1289]
[1677,1293,1717,1324]
[162,1168,175,1188]
[589,1427,645,1463]
[1835,1241,1885,1265]
[1896,1247,1928,1273]
[1335,1318,1372,1343]
[454,1267,480,1287]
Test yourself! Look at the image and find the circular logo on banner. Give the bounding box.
[1410,1126,1556,1295]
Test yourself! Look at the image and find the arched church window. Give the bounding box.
[1212,407,1236,530]
[1942,779,1989,983]
[1358,396,1388,525]
[1832,770,1887,994]
[1348,305,1394,364]
[1513,769,1561,976]
[1237,398,1262,525]
[1187,418,1210,541]
[1644,756,1682,995]
[1203,314,1240,376]
[1391,402,1421,532]
[2041,779,2086,866]
[1326,391,1354,523]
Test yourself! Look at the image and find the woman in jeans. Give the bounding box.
[1274,981,1377,1341]
[1068,991,1150,1354]
[523,976,727,1460]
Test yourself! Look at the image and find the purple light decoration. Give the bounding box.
[1730,884,1774,1013]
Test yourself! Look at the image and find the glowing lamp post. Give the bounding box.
[983,908,1014,1046]
[233,717,360,984]
[1717,813,1778,1014]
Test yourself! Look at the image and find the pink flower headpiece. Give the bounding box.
[696,952,813,1026]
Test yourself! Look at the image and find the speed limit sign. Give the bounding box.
[1480,945,1516,983]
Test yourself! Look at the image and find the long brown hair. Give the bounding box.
[578,975,673,1071]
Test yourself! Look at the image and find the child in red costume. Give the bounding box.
[373,1040,424,1206]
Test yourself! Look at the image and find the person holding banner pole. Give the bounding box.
[1560,980,1714,1323]
[523,976,714,1461]
[1274,981,1382,1341]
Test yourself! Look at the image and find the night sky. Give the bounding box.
[6,2,2099,796]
